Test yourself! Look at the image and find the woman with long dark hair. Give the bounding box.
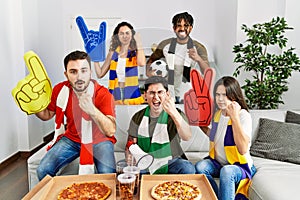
[195,76,256,200]
[94,21,146,105]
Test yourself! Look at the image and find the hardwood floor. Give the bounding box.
[0,157,29,200]
[0,133,52,200]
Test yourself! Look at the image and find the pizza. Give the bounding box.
[57,181,111,200]
[151,180,202,200]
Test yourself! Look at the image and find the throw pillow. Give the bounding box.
[250,118,300,164]
[285,110,300,124]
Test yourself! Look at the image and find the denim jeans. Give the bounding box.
[37,136,116,180]
[168,157,195,174]
[140,157,195,174]
[195,159,257,200]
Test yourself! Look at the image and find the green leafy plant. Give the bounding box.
[233,17,300,109]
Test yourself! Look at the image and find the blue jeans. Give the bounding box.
[37,136,116,180]
[195,159,256,200]
[168,157,195,174]
[140,157,195,174]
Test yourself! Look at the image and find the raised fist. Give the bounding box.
[12,51,52,115]
[76,16,106,62]
[184,68,215,126]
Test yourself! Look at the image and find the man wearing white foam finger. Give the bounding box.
[36,50,117,180]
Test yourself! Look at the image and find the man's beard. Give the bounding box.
[73,80,89,93]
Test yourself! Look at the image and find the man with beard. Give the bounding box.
[35,50,117,180]
[146,12,210,103]
[125,76,195,174]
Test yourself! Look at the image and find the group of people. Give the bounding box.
[35,11,256,200]
[92,11,210,105]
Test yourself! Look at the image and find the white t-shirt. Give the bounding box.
[214,109,253,168]
[116,57,126,82]
[162,43,197,100]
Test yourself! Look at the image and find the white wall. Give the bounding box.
[214,0,238,75]
[1,0,300,162]
[284,0,300,109]
[0,0,29,162]
[233,0,300,109]
[60,0,216,56]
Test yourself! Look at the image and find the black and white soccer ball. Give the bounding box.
[150,59,169,77]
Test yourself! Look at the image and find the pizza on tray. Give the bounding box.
[151,180,202,200]
[57,181,111,200]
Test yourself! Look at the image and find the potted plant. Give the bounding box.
[233,17,300,109]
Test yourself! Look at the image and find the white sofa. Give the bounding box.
[27,105,300,200]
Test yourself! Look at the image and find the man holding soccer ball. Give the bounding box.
[146,12,210,103]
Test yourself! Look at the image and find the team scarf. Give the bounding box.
[209,110,252,200]
[108,46,144,105]
[47,82,95,175]
[166,37,194,98]
[137,106,172,174]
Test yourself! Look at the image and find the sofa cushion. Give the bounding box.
[285,110,300,124]
[249,156,300,200]
[250,118,300,165]
[249,110,286,144]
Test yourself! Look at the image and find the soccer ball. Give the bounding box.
[150,59,169,77]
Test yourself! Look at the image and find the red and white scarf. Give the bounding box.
[47,82,95,175]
